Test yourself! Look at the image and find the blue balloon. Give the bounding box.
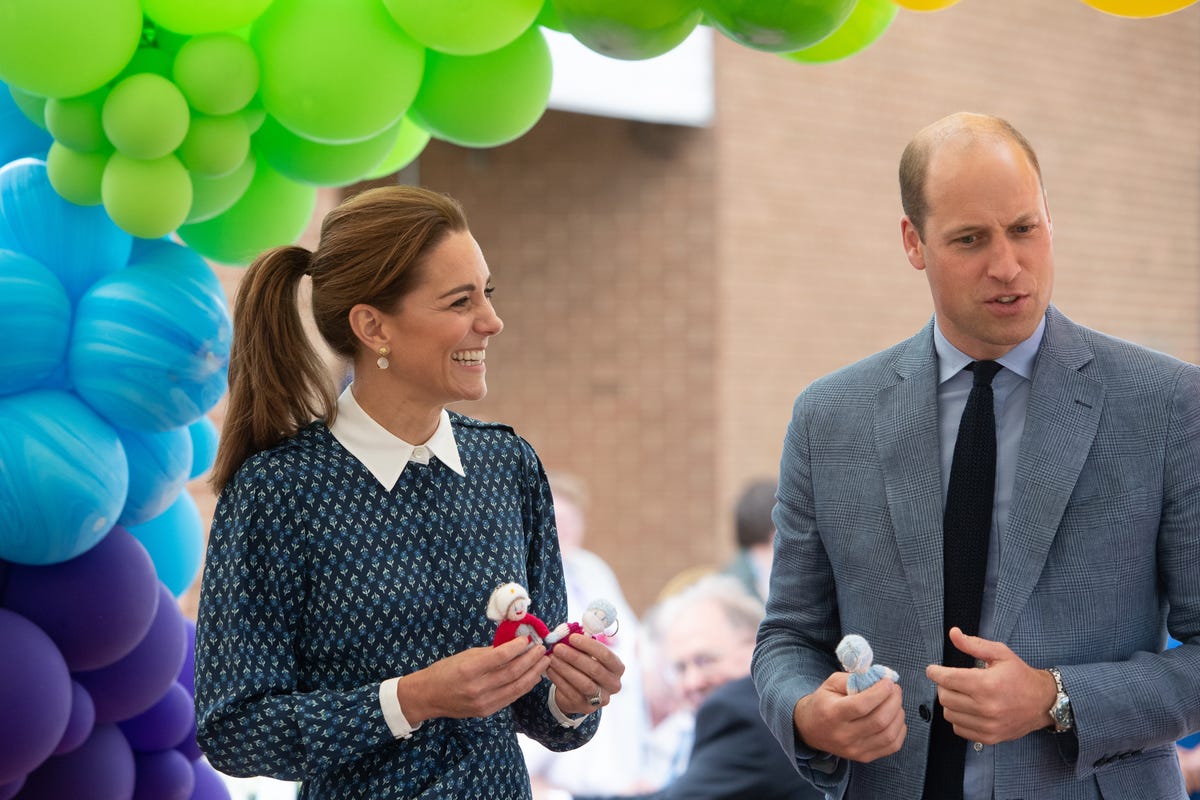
[187,415,219,480]
[68,258,232,431]
[117,425,193,527]
[0,249,71,396]
[0,390,128,565]
[127,237,226,302]
[0,159,132,303]
[128,491,204,598]
[0,82,52,164]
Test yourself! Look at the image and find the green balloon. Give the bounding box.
[177,113,251,177]
[785,0,897,63]
[118,46,177,81]
[251,0,425,144]
[536,0,567,31]
[364,117,432,180]
[382,0,543,56]
[186,152,257,224]
[102,152,193,238]
[410,27,553,148]
[173,33,261,116]
[8,86,48,129]
[103,73,191,160]
[177,161,317,266]
[254,115,402,187]
[141,0,274,35]
[701,0,856,52]
[554,0,703,60]
[47,142,109,206]
[45,88,110,153]
[0,0,142,98]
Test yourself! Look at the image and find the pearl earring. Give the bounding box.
[377,346,390,370]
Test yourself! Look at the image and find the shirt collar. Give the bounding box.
[933,313,1045,385]
[329,384,465,489]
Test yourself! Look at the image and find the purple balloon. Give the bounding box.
[132,749,195,800]
[119,682,194,752]
[16,723,135,800]
[190,758,232,800]
[0,609,71,785]
[1,525,159,671]
[75,584,187,723]
[176,717,203,762]
[0,776,24,800]
[178,618,196,695]
[53,681,96,756]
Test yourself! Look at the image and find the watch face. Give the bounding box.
[1052,696,1074,730]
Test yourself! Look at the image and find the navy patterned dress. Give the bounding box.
[194,413,598,798]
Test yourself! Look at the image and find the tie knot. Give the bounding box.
[967,360,1002,386]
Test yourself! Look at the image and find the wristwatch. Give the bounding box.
[1046,667,1074,733]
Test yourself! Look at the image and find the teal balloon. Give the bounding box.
[383,0,543,56]
[102,74,191,160]
[187,415,219,480]
[68,259,232,431]
[701,0,856,52]
[172,33,261,116]
[553,0,704,59]
[101,152,193,239]
[116,425,193,528]
[177,113,252,177]
[46,142,108,206]
[177,160,317,266]
[128,491,204,597]
[0,390,128,565]
[44,88,110,152]
[251,0,426,144]
[0,0,143,98]
[0,82,52,164]
[142,0,274,35]
[0,158,132,303]
[410,27,553,148]
[0,250,71,395]
[186,152,256,224]
[363,117,431,180]
[784,0,897,62]
[254,115,401,186]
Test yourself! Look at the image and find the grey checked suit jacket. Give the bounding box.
[752,306,1200,800]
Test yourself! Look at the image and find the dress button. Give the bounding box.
[918,704,932,722]
[412,446,428,460]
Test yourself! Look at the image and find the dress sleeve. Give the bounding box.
[508,440,601,750]
[193,465,398,780]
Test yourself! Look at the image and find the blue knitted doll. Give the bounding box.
[836,634,899,694]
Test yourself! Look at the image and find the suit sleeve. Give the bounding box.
[1065,361,1200,777]
[751,390,849,797]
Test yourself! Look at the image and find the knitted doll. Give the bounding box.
[545,598,619,651]
[487,582,551,647]
[836,633,899,695]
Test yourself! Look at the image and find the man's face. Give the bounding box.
[901,136,1054,360]
[664,598,755,711]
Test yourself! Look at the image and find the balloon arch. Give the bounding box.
[0,0,1195,798]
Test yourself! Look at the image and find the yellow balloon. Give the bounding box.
[1078,0,1197,17]
[890,0,961,10]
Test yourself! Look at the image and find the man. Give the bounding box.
[720,478,777,602]
[541,575,820,800]
[752,112,1200,799]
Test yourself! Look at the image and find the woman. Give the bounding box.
[194,186,623,799]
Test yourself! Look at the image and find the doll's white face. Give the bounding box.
[582,606,613,634]
[508,597,529,621]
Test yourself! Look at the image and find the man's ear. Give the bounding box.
[901,217,926,271]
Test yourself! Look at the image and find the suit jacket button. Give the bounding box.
[919,704,932,721]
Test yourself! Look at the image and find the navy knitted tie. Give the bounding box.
[924,359,1002,800]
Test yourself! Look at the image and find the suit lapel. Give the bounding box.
[991,308,1104,644]
[876,323,946,663]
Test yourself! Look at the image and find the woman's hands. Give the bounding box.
[398,637,549,724]
[545,634,625,716]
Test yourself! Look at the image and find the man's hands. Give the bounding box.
[793,669,906,762]
[398,637,550,724]
[925,627,1057,745]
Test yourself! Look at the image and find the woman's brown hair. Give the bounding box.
[210,185,469,492]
